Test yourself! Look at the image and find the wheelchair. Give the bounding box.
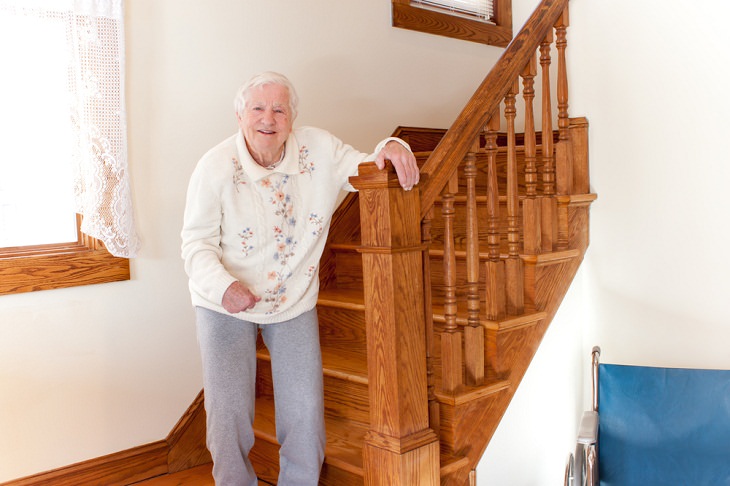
[565,347,730,486]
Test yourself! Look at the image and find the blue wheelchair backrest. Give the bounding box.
[598,363,730,486]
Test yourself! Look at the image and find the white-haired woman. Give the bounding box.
[181,71,418,485]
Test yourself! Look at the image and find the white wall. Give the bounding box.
[570,0,730,371]
[0,0,508,481]
[480,1,730,484]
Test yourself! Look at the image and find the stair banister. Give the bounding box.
[418,0,570,220]
[348,0,577,483]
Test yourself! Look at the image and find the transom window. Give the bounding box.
[412,0,494,22]
[391,0,512,47]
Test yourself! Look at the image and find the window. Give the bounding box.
[0,0,136,296]
[0,10,78,249]
[391,0,512,47]
[413,0,492,21]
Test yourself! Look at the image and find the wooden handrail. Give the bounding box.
[418,0,569,219]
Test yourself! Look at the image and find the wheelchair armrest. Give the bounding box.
[577,410,598,445]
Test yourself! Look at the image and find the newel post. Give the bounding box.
[349,162,440,486]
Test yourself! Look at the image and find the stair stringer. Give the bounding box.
[440,237,589,486]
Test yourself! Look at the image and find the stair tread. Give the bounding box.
[327,240,580,266]
[258,344,368,385]
[434,376,512,406]
[318,287,364,309]
[432,302,546,329]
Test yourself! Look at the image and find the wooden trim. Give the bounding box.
[0,215,130,296]
[166,390,212,474]
[0,441,168,486]
[0,390,213,486]
[392,1,512,47]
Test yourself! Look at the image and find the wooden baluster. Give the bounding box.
[505,80,524,315]
[521,53,541,255]
[464,139,484,386]
[554,7,572,250]
[484,114,506,320]
[421,208,439,434]
[540,31,558,253]
[556,8,571,149]
[441,173,462,392]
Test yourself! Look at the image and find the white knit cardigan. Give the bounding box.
[181,127,407,324]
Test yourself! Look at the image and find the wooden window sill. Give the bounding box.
[0,231,130,296]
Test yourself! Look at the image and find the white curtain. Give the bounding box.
[0,0,139,257]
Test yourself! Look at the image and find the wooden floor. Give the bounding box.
[131,463,272,485]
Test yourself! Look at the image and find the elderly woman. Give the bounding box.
[181,71,418,486]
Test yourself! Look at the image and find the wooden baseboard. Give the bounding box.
[0,390,211,486]
[0,441,168,486]
[167,389,211,473]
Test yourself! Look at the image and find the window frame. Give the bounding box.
[0,214,130,296]
[391,0,512,47]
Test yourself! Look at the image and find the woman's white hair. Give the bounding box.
[233,71,299,119]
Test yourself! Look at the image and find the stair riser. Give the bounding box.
[317,305,367,352]
[249,438,363,486]
[249,438,280,484]
[249,437,364,485]
[452,148,550,194]
[332,252,366,291]
[486,322,544,375]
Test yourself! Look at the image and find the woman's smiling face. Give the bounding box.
[237,83,294,167]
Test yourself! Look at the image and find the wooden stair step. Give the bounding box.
[318,287,365,310]
[431,304,546,329]
[434,373,511,407]
[327,241,579,266]
[256,347,367,386]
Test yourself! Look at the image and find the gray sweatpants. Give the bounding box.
[195,307,326,486]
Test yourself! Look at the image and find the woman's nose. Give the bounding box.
[262,109,275,125]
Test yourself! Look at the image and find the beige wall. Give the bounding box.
[0,0,511,481]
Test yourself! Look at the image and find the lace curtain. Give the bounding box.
[0,0,139,257]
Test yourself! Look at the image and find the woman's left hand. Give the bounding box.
[375,141,420,191]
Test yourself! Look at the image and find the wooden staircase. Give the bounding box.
[245,1,595,484]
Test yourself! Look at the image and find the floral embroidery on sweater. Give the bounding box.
[261,174,297,314]
[308,213,324,237]
[304,265,317,279]
[299,146,315,175]
[232,157,246,189]
[238,227,254,257]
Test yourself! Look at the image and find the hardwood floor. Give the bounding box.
[130,464,272,485]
